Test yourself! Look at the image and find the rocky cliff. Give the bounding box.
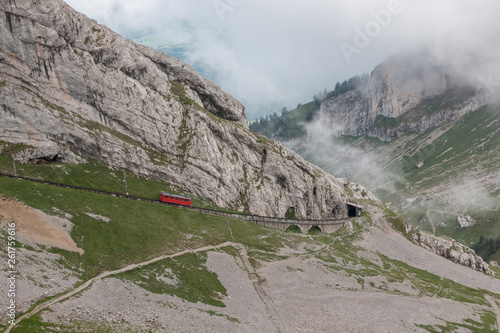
[409,227,492,275]
[0,0,352,218]
[320,51,490,141]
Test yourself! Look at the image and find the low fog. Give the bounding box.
[284,113,401,196]
[65,0,500,119]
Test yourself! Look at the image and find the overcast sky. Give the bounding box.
[65,0,500,119]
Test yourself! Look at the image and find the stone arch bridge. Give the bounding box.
[242,216,350,234]
[191,203,360,234]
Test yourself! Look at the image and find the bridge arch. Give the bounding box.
[308,225,322,235]
[285,225,303,233]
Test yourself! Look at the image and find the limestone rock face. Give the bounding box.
[0,0,349,218]
[411,229,492,274]
[320,52,490,141]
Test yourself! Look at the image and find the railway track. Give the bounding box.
[0,172,348,226]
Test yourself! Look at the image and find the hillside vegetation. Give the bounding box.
[1,151,499,332]
[249,101,319,140]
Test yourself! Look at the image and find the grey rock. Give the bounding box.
[411,228,492,274]
[0,0,350,218]
[457,215,476,229]
[320,51,490,142]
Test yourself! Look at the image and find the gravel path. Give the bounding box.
[43,251,277,332]
[6,242,241,332]
[7,241,286,332]
[427,209,436,234]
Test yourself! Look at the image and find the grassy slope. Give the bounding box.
[0,145,227,211]
[0,169,498,332]
[0,170,290,332]
[0,176,234,280]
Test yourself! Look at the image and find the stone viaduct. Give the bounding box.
[243,217,350,234]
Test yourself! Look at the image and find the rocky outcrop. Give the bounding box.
[457,215,476,229]
[411,228,492,274]
[320,51,490,141]
[0,0,349,218]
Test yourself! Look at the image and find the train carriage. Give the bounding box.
[159,191,192,206]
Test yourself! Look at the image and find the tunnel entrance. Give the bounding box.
[347,202,362,217]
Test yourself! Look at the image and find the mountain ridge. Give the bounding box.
[0,0,351,219]
[320,51,491,141]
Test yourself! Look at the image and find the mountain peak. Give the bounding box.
[320,50,490,141]
[0,0,351,219]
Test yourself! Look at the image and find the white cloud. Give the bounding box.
[65,0,500,119]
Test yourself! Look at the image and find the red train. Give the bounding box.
[159,191,192,206]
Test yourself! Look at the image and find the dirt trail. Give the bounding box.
[234,243,287,332]
[427,209,436,234]
[485,295,500,333]
[0,196,83,254]
[6,242,236,332]
[226,219,235,242]
[7,241,286,333]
